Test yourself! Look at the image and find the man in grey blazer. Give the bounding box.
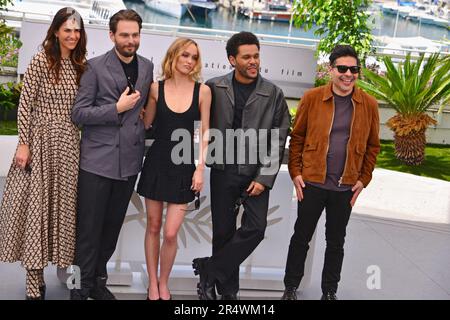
[70,10,153,300]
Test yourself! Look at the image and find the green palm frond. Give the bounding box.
[358,53,450,116]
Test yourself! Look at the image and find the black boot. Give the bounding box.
[281,287,298,300]
[25,285,46,300]
[192,257,217,300]
[39,285,46,300]
[321,291,338,300]
[25,295,43,300]
[89,276,116,300]
[221,293,238,300]
[70,288,89,300]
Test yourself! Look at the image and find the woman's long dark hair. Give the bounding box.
[42,7,87,84]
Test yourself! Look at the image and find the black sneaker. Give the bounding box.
[321,291,338,300]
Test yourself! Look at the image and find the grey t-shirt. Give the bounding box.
[308,92,353,191]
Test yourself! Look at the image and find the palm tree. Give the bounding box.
[358,53,450,165]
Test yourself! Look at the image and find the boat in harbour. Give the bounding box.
[91,0,127,20]
[190,0,217,11]
[246,8,292,22]
[382,1,416,17]
[188,0,217,18]
[144,0,216,19]
[406,2,449,28]
[239,0,294,23]
[3,0,127,23]
[144,0,188,18]
[382,0,449,29]
[375,35,448,59]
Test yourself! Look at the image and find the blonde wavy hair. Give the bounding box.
[160,38,202,81]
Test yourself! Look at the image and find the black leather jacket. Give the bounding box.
[206,72,291,189]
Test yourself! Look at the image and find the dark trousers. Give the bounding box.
[73,169,137,290]
[209,167,270,295]
[283,184,353,294]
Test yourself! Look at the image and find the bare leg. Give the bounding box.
[144,199,163,300]
[158,203,187,300]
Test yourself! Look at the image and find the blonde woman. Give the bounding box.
[138,38,211,300]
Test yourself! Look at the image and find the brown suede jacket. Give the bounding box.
[288,82,380,187]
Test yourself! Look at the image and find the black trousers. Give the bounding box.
[283,184,353,294]
[209,167,270,295]
[73,169,137,290]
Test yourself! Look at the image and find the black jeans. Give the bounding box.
[283,184,353,294]
[209,166,270,295]
[73,169,137,290]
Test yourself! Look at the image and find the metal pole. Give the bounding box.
[288,11,293,42]
[393,10,399,37]
[418,16,421,36]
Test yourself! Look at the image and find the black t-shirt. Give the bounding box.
[118,55,138,122]
[228,75,257,166]
[232,75,257,129]
[119,54,138,87]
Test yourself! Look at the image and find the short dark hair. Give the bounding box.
[329,45,360,66]
[226,31,260,58]
[109,9,142,34]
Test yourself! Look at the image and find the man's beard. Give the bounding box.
[237,65,259,80]
[116,43,139,57]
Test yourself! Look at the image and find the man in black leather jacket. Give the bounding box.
[192,31,291,300]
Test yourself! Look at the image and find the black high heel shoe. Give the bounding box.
[146,296,160,301]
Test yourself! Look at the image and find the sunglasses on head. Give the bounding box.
[184,192,200,211]
[334,65,360,74]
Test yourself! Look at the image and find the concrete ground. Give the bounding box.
[0,176,449,300]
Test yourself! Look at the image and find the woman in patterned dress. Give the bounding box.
[0,7,87,300]
[138,38,211,300]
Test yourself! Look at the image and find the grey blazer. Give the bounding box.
[72,49,154,180]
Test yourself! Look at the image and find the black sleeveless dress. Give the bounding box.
[137,80,200,204]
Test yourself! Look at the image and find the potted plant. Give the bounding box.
[358,53,450,165]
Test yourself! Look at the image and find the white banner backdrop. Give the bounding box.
[17,19,317,290]
[18,19,317,98]
[115,167,294,267]
[111,166,315,291]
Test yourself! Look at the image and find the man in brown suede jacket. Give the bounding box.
[281,45,380,300]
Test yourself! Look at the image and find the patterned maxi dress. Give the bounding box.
[0,51,80,269]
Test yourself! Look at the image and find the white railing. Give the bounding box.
[2,8,450,58]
